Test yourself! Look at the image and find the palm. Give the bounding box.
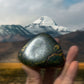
[22,39,79,84]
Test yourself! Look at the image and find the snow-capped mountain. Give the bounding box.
[33,16,69,32]
[0,25,33,42]
[25,24,60,37]
[25,16,70,37]
[0,16,71,42]
[33,16,57,26]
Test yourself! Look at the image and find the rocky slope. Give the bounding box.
[0,25,33,42]
[58,31,84,62]
[0,31,84,62]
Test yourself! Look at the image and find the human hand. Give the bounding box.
[22,39,79,84]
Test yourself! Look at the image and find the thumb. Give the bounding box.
[22,65,42,84]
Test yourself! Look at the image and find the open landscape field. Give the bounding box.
[0,63,84,69]
[0,63,84,84]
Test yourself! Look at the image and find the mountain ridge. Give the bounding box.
[0,16,80,42]
[25,16,71,37]
[58,31,84,62]
[0,25,33,42]
[0,31,84,62]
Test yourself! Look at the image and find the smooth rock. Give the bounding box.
[18,33,65,67]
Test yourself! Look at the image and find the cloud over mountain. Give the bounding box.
[0,16,71,42]
[0,0,84,29]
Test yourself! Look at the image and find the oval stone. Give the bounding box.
[18,33,65,67]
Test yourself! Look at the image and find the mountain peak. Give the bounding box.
[33,16,57,26]
[32,16,70,33]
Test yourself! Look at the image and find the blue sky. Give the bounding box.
[0,0,84,29]
[64,0,83,6]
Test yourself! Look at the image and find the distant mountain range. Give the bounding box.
[0,31,84,62]
[0,25,33,42]
[0,16,84,62]
[25,16,70,35]
[0,16,84,42]
[58,31,84,62]
[0,16,71,42]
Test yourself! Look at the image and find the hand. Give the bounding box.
[22,39,79,84]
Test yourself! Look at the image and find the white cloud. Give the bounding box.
[59,1,84,26]
[0,0,84,29]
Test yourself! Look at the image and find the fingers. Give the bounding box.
[64,61,78,82]
[59,61,78,84]
[54,45,79,84]
[66,46,79,63]
[59,46,79,79]
[54,46,79,84]
[22,65,42,84]
[54,61,78,84]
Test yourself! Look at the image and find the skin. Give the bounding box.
[22,38,79,84]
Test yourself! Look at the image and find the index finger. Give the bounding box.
[59,46,79,79]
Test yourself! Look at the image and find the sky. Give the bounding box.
[0,0,84,29]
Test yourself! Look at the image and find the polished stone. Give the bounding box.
[18,33,65,67]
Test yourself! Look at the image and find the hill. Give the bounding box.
[58,31,84,62]
[0,31,84,62]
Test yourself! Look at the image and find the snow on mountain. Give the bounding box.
[52,25,70,34]
[25,16,71,37]
[52,26,68,31]
[0,25,30,35]
[0,25,33,42]
[33,16,57,26]
[0,16,71,42]
[25,24,60,37]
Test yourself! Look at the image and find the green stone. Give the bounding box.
[18,33,65,67]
